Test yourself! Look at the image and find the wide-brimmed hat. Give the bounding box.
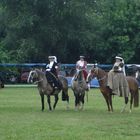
[80,56,85,58]
[115,56,123,61]
[48,56,55,59]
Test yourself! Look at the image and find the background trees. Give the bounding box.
[0,0,140,64]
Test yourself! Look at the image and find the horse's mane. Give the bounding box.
[76,70,85,81]
[35,69,46,78]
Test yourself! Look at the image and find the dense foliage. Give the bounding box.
[0,0,140,63]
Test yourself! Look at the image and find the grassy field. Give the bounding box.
[0,86,140,140]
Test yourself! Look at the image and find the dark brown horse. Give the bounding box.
[0,77,4,88]
[27,69,69,111]
[71,70,88,110]
[87,67,139,112]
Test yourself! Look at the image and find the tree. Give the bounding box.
[0,0,140,63]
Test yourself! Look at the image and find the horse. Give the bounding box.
[135,69,140,86]
[0,77,4,88]
[71,70,88,110]
[27,69,69,111]
[87,67,139,112]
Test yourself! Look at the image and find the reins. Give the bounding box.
[29,70,44,84]
[33,78,43,84]
[97,75,107,81]
[91,67,107,82]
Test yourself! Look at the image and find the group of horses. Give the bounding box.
[27,66,140,113]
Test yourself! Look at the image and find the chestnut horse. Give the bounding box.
[87,67,139,112]
[27,69,69,111]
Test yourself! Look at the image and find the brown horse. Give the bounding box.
[71,70,88,110]
[27,69,69,111]
[87,67,139,112]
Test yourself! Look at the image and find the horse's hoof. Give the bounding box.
[66,106,69,110]
[75,107,78,111]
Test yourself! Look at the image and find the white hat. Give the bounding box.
[115,56,123,61]
[80,56,85,58]
[53,56,57,63]
[48,56,55,59]
[48,56,57,62]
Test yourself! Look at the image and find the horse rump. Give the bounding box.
[126,76,139,107]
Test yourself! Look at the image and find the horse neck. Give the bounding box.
[97,69,107,86]
[36,70,48,84]
[78,71,85,82]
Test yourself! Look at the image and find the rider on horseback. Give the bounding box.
[114,56,126,76]
[76,56,88,80]
[46,56,62,90]
[107,55,129,97]
[76,56,90,90]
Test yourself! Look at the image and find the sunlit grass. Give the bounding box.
[0,87,140,140]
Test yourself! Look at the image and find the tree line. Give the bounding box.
[0,0,140,64]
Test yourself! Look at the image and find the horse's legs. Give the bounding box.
[109,94,113,112]
[121,97,129,113]
[74,93,79,110]
[102,93,111,112]
[47,95,52,110]
[53,94,59,110]
[80,93,85,110]
[40,94,44,111]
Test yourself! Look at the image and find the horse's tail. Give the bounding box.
[134,88,139,107]
[62,90,66,101]
[62,90,69,102]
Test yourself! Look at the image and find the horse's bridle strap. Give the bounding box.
[97,75,106,81]
[33,79,43,84]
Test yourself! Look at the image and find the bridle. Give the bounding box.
[28,70,43,84]
[89,67,106,82]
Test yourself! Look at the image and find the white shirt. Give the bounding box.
[76,60,87,70]
[46,61,54,71]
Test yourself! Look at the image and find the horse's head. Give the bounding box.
[86,67,99,83]
[27,70,39,83]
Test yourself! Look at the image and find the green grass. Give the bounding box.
[0,87,140,140]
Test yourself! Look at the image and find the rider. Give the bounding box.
[76,56,88,80]
[46,56,61,89]
[107,55,129,97]
[115,56,126,76]
[76,56,90,90]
